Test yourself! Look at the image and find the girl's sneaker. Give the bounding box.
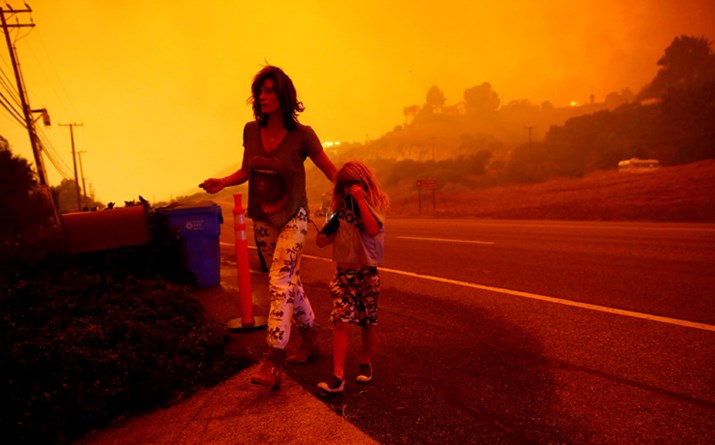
[356,363,372,383]
[317,375,345,393]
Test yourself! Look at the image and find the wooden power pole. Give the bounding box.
[0,4,47,184]
[59,123,84,211]
[77,150,88,208]
[1,4,59,223]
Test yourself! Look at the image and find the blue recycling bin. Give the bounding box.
[158,201,223,288]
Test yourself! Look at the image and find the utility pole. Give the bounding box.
[0,5,46,184]
[525,126,535,149]
[1,4,59,223]
[59,123,84,211]
[77,150,88,209]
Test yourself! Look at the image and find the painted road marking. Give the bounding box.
[296,251,714,333]
[221,242,714,333]
[397,236,495,245]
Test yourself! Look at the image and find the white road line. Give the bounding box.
[296,252,714,333]
[222,243,714,333]
[397,236,495,245]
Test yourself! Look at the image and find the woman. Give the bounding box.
[200,65,336,388]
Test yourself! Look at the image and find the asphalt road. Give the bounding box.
[229,217,715,444]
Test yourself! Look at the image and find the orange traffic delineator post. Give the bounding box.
[227,193,267,332]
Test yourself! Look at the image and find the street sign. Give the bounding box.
[416,179,437,215]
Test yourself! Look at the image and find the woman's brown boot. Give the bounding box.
[250,347,286,389]
[287,327,321,364]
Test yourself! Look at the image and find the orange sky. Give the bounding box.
[1,0,714,205]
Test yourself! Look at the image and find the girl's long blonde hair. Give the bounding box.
[332,161,389,213]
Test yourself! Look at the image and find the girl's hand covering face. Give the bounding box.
[348,183,365,200]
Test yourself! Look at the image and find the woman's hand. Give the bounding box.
[200,169,247,193]
[316,233,334,248]
[199,178,225,194]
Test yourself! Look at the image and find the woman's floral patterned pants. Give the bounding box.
[253,208,315,350]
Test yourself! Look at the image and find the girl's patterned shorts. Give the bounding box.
[328,266,380,326]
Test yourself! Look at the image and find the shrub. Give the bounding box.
[0,215,247,444]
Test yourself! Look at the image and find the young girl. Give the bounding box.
[315,161,389,393]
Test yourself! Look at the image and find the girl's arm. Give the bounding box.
[349,185,381,237]
[309,150,338,183]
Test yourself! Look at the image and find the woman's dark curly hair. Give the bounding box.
[248,65,304,130]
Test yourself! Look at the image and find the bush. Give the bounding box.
[0,216,248,444]
[0,141,55,238]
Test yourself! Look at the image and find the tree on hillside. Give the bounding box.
[604,88,634,108]
[425,85,446,113]
[464,82,500,115]
[459,133,484,155]
[661,80,715,163]
[502,35,715,185]
[501,99,539,114]
[403,104,420,125]
[506,103,668,183]
[634,35,715,164]
[506,141,557,183]
[639,35,715,100]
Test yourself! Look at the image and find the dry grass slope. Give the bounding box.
[388,160,715,222]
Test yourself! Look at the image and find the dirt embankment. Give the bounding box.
[388,160,715,222]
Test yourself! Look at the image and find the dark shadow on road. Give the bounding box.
[286,281,586,445]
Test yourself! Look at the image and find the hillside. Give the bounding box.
[387,160,715,222]
[330,101,613,164]
[195,160,715,223]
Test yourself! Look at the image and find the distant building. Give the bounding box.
[618,157,661,173]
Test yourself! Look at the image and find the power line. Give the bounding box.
[0,65,24,123]
[0,66,22,107]
[26,26,81,121]
[0,89,24,123]
[37,128,72,174]
[36,129,72,180]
